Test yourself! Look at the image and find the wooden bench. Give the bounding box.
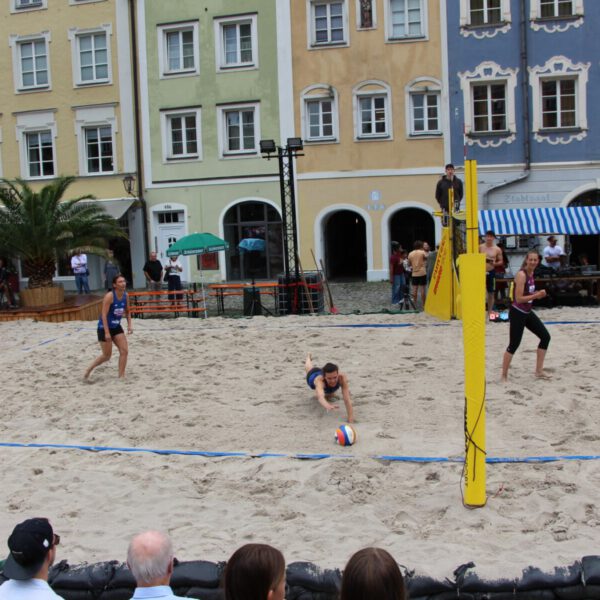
[128,290,206,318]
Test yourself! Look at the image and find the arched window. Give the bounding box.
[352,80,392,141]
[301,84,339,143]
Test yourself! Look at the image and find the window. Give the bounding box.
[158,22,199,77]
[26,131,54,177]
[309,1,348,46]
[78,32,108,83]
[410,92,440,134]
[73,105,118,176]
[528,56,589,141]
[540,0,574,18]
[15,0,43,7]
[215,14,258,71]
[301,85,339,142]
[84,126,113,173]
[470,0,502,25]
[354,81,391,140]
[459,62,517,145]
[217,103,260,157]
[387,0,425,39]
[541,79,576,128]
[19,39,49,89]
[472,83,507,132]
[161,108,202,161]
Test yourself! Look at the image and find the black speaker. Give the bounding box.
[243,288,262,316]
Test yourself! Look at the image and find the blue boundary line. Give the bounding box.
[2,442,600,464]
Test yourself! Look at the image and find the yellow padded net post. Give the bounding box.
[460,159,486,507]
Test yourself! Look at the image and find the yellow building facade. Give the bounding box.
[0,0,146,289]
[291,0,447,280]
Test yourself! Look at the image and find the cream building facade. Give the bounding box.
[0,0,146,289]
[292,0,448,280]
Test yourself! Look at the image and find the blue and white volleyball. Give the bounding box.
[334,424,356,446]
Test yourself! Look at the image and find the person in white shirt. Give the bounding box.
[164,255,183,302]
[0,517,64,599]
[71,249,90,294]
[127,531,187,600]
[542,236,565,270]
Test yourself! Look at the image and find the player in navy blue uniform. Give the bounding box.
[305,353,354,423]
[84,274,133,380]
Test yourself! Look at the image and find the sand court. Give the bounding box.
[1,307,599,579]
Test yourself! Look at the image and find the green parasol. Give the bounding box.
[166,232,229,257]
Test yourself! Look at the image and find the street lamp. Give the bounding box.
[260,137,304,313]
[122,174,136,196]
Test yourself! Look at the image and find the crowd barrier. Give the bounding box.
[3,556,600,599]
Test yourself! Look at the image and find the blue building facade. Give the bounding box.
[444,0,600,263]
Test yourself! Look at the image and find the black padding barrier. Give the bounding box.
[2,556,600,599]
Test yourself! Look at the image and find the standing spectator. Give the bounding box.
[104,250,120,292]
[143,252,163,291]
[126,531,186,600]
[164,254,183,302]
[435,163,463,213]
[0,257,17,308]
[494,241,510,307]
[223,543,285,600]
[479,230,504,315]
[389,243,405,307]
[408,240,427,310]
[542,236,565,271]
[340,547,405,600]
[0,517,64,599]
[71,249,90,294]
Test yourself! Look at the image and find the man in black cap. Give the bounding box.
[0,517,63,599]
[435,163,464,213]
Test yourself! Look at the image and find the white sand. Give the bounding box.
[0,307,599,580]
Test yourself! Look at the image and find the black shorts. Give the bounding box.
[411,275,426,286]
[486,271,496,293]
[97,325,124,342]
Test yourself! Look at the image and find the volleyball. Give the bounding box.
[334,424,356,446]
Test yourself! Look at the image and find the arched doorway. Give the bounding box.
[325,210,367,280]
[389,208,435,252]
[223,201,283,280]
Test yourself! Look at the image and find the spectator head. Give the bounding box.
[445,163,455,176]
[547,235,557,246]
[340,547,405,600]
[413,240,424,250]
[423,242,430,252]
[4,518,59,581]
[127,531,174,588]
[224,543,285,600]
[485,231,496,244]
[391,241,401,253]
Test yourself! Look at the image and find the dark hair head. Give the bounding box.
[223,544,285,600]
[445,163,455,170]
[112,273,126,286]
[322,362,338,374]
[340,548,405,600]
[485,230,495,237]
[413,240,423,250]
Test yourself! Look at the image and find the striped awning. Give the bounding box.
[479,206,600,236]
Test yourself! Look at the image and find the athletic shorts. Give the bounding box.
[306,367,321,390]
[486,271,496,293]
[97,325,124,342]
[411,275,426,286]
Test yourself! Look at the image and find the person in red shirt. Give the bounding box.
[389,242,405,306]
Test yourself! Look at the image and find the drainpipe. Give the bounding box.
[129,0,149,258]
[482,0,531,207]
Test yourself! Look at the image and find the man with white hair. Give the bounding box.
[126,531,187,600]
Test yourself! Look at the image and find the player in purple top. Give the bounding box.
[501,251,551,381]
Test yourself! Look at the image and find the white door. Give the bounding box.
[157,225,187,282]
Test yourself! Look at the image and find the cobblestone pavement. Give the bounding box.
[201,279,401,318]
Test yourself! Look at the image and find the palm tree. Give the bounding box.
[0,176,126,289]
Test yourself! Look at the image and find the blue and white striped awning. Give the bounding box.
[479,206,600,236]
